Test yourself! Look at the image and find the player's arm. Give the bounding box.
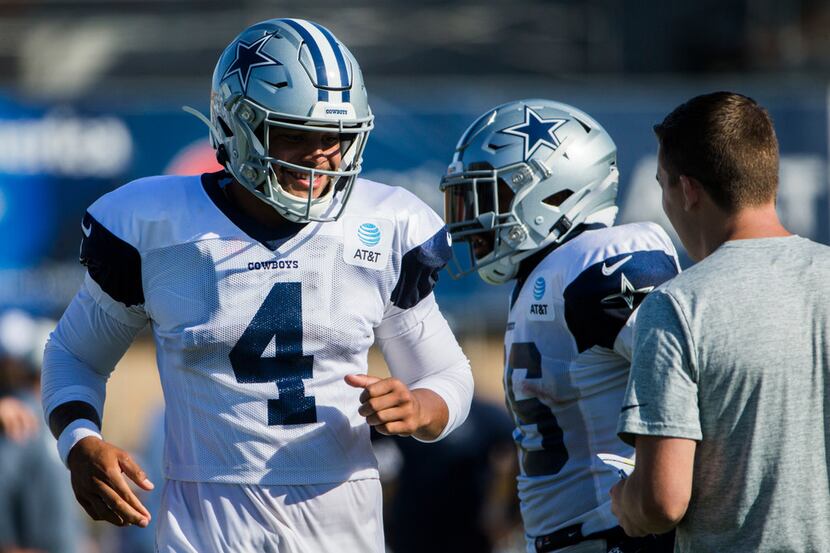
[347,223,473,441]
[347,293,473,441]
[43,278,154,528]
[609,435,695,535]
[42,210,153,527]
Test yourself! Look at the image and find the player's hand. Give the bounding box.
[345,374,429,438]
[67,436,154,528]
[609,480,649,537]
[0,396,39,443]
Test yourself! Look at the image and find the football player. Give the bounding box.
[440,99,678,553]
[41,19,473,552]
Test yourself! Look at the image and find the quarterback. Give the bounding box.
[41,19,473,552]
[441,99,677,553]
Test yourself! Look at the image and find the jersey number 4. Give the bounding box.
[505,342,569,476]
[229,282,317,425]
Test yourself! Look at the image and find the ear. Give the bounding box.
[678,175,702,212]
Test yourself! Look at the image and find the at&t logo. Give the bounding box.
[355,222,382,262]
[530,276,549,315]
[532,277,545,301]
[358,223,381,247]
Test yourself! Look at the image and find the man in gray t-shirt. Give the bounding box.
[621,237,830,552]
[610,91,830,552]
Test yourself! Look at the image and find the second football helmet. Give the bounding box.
[440,99,619,284]
[188,18,374,222]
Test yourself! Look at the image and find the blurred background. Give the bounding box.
[0,0,827,551]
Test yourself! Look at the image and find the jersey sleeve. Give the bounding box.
[563,249,679,353]
[79,210,147,319]
[389,226,452,310]
[387,191,452,311]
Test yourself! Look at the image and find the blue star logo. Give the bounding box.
[222,35,282,91]
[500,106,567,160]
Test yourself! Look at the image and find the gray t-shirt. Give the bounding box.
[618,236,830,553]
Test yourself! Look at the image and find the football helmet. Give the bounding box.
[187,18,373,222]
[440,99,619,284]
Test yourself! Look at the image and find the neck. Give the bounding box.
[226,181,291,229]
[698,202,791,259]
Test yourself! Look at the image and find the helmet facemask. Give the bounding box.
[442,162,525,283]
[216,94,372,223]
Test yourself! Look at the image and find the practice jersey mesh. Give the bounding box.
[82,173,449,485]
[504,222,679,538]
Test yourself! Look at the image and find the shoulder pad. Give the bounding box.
[86,174,205,252]
[563,248,678,352]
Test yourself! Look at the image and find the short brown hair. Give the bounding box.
[654,91,779,212]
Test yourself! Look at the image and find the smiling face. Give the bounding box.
[268,127,344,199]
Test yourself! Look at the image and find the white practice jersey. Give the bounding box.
[72,172,456,485]
[504,222,679,539]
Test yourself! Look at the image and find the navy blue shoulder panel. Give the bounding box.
[563,250,678,352]
[79,211,144,307]
[390,227,452,309]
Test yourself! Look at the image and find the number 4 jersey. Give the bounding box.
[45,171,469,486]
[504,221,679,539]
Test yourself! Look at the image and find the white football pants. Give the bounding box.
[156,478,384,552]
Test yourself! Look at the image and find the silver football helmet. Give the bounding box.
[440,99,619,284]
[186,18,374,222]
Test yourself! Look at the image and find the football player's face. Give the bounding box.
[470,233,494,260]
[268,128,343,199]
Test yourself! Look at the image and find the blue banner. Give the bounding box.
[0,84,826,322]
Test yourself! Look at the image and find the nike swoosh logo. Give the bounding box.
[621,403,647,412]
[81,221,92,237]
[601,254,632,276]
